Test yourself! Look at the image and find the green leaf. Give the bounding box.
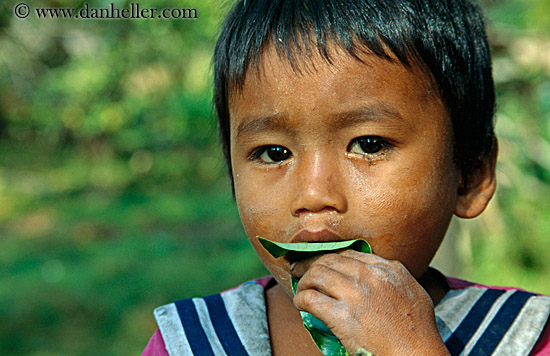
[257,236,372,356]
[257,236,371,258]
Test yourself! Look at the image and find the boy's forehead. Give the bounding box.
[229,44,439,119]
[245,44,370,84]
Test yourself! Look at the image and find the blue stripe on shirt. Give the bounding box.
[204,293,250,356]
[445,289,506,355]
[175,298,215,356]
[469,290,534,356]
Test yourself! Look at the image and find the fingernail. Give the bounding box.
[289,262,296,273]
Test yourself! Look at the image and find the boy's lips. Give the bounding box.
[289,229,346,244]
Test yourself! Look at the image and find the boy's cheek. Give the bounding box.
[234,183,295,293]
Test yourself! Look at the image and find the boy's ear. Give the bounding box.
[454,140,498,219]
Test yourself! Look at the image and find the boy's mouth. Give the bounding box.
[289,228,345,244]
[257,234,372,264]
[286,229,353,263]
[284,250,324,264]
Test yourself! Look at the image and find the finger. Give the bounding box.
[292,251,370,279]
[296,262,370,303]
[296,262,345,294]
[293,287,340,315]
[293,289,353,345]
[338,249,393,265]
[290,254,324,278]
[333,250,412,275]
[298,252,416,296]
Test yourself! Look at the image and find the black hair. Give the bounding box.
[213,0,496,191]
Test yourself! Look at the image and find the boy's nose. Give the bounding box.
[290,152,348,217]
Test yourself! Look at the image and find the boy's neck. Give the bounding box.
[418,267,450,306]
[266,282,326,356]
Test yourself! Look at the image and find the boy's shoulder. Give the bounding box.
[150,278,271,356]
[437,275,550,356]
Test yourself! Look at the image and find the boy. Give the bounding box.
[142,0,550,355]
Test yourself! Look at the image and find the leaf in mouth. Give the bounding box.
[257,236,373,356]
[257,237,371,258]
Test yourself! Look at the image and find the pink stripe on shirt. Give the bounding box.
[141,329,169,356]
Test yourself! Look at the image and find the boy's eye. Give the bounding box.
[252,145,292,163]
[348,136,387,155]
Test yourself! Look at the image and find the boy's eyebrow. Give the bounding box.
[330,104,412,130]
[235,113,292,141]
[235,103,412,140]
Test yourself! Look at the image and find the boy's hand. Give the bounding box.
[291,250,451,356]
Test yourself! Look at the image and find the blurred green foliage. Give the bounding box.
[0,0,549,355]
[1,1,267,355]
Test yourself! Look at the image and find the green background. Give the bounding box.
[0,0,549,355]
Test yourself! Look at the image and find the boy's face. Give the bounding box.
[229,47,461,296]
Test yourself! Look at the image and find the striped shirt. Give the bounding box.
[142,276,550,356]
